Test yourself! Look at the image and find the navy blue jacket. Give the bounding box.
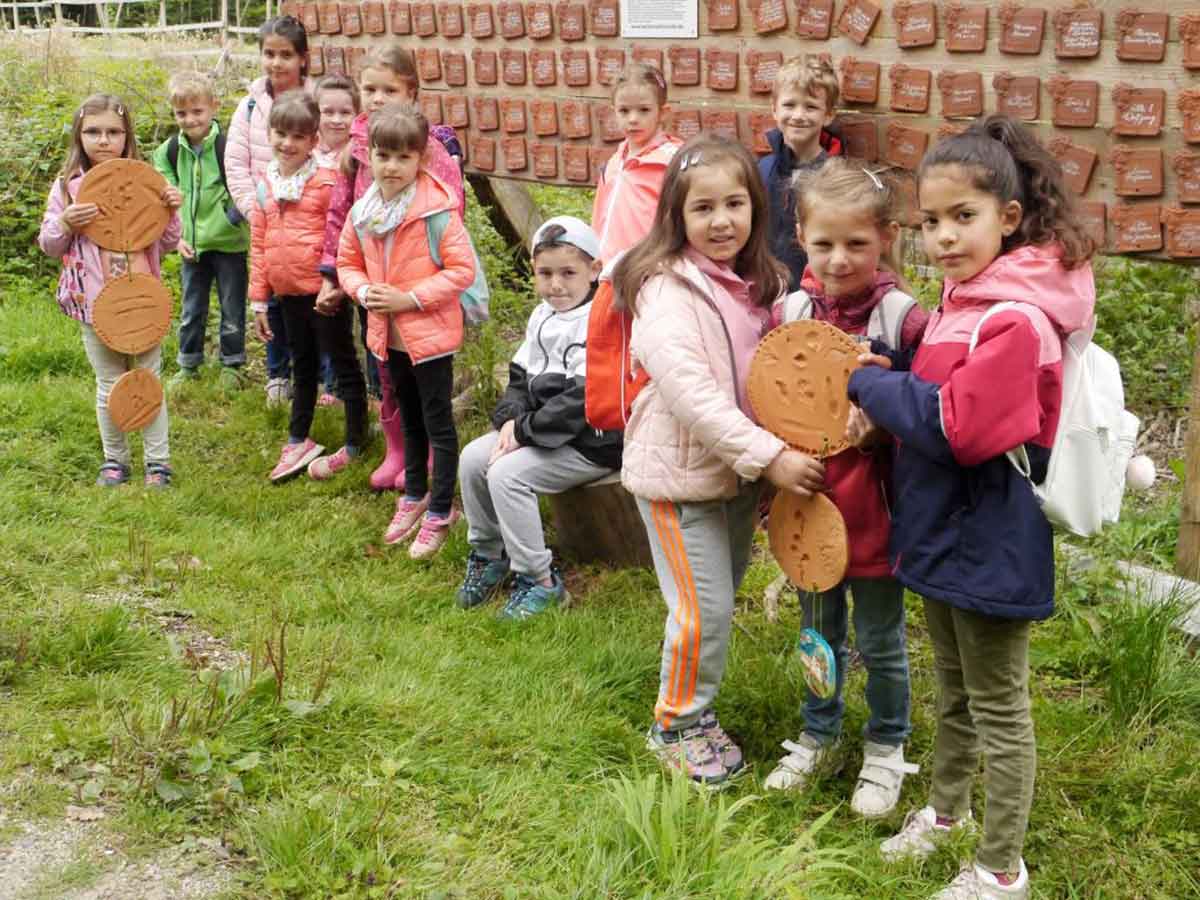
[757,129,839,291]
[847,244,1096,621]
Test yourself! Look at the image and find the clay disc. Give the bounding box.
[749,320,862,457]
[767,490,849,593]
[108,368,164,433]
[91,274,172,355]
[77,159,170,252]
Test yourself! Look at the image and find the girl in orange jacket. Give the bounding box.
[336,104,476,560]
[591,63,683,264]
[250,92,368,484]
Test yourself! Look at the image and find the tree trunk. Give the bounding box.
[549,476,653,569]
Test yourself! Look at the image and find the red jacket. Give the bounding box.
[779,270,928,578]
[336,171,474,363]
[249,166,338,309]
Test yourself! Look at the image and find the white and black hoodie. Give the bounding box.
[491,285,623,470]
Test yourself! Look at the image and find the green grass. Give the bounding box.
[1,262,1198,898]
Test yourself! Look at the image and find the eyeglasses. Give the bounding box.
[81,127,127,141]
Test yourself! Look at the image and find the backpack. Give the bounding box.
[779,287,918,349]
[425,210,490,325]
[584,267,647,431]
[970,302,1139,537]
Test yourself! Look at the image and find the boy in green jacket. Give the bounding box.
[152,72,250,390]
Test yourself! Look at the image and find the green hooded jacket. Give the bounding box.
[152,122,250,255]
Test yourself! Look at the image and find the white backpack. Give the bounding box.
[970,302,1139,537]
[780,288,918,349]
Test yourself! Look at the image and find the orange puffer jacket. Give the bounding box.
[248,165,339,310]
[336,171,475,364]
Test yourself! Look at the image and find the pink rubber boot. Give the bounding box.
[369,366,406,491]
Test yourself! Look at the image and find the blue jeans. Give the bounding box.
[177,250,248,368]
[266,297,291,379]
[800,577,912,747]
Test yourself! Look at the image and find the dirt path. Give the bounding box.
[0,811,235,900]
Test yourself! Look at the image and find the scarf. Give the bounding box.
[266,156,317,202]
[351,181,417,237]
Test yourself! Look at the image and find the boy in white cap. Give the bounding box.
[456,216,623,619]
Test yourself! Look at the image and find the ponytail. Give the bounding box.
[919,114,1095,269]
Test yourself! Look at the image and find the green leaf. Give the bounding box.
[230,751,262,772]
[1169,458,1186,483]
[155,779,186,804]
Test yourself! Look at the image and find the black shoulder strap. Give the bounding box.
[214,131,228,194]
[166,133,180,179]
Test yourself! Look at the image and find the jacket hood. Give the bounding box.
[944,243,1095,337]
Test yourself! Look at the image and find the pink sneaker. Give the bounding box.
[270,439,324,482]
[408,509,460,560]
[308,446,355,481]
[384,494,430,545]
[317,391,341,407]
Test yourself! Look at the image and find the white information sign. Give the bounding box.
[620,0,699,38]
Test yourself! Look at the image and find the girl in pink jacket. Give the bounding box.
[224,15,314,405]
[319,45,466,494]
[38,94,183,488]
[336,106,475,561]
[611,136,825,787]
[591,63,682,264]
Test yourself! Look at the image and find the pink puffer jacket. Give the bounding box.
[224,76,314,220]
[621,256,787,502]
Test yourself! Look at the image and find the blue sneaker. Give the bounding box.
[456,551,510,609]
[499,570,568,620]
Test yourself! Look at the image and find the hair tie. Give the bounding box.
[863,167,885,190]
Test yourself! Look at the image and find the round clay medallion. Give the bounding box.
[91,273,172,355]
[108,368,164,433]
[767,490,849,593]
[77,159,170,252]
[749,320,862,457]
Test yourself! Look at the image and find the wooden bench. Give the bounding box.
[548,472,653,569]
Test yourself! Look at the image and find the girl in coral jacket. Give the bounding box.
[612,135,825,789]
[848,115,1099,900]
[39,94,183,488]
[225,14,314,405]
[249,92,367,485]
[337,105,475,561]
[318,45,466,493]
[591,63,682,264]
[764,158,929,819]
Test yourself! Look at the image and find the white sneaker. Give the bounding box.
[763,734,839,791]
[880,805,973,861]
[851,742,919,818]
[932,860,1029,899]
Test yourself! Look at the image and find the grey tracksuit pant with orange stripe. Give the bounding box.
[637,482,762,731]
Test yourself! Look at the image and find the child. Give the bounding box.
[763,158,928,818]
[591,63,682,264]
[152,71,250,392]
[336,105,475,559]
[611,135,826,787]
[318,45,466,492]
[226,15,312,405]
[847,115,1098,900]
[458,216,621,619]
[249,91,367,483]
[313,74,360,406]
[759,55,842,290]
[38,94,183,487]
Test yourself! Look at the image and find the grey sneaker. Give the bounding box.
[764,733,841,791]
[499,570,568,620]
[265,377,291,406]
[851,742,919,818]
[932,860,1029,900]
[880,805,975,862]
[646,723,728,787]
[457,551,510,609]
[696,709,744,776]
[168,366,199,388]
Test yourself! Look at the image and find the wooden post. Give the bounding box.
[158,0,165,27]
[219,0,227,41]
[55,2,63,26]
[466,174,544,252]
[1177,341,1200,578]
[549,476,653,569]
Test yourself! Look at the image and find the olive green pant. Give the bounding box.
[923,598,1035,874]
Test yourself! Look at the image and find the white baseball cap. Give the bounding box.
[531,215,601,261]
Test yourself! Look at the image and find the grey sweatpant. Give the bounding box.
[638,482,761,731]
[81,323,169,468]
[459,431,613,581]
